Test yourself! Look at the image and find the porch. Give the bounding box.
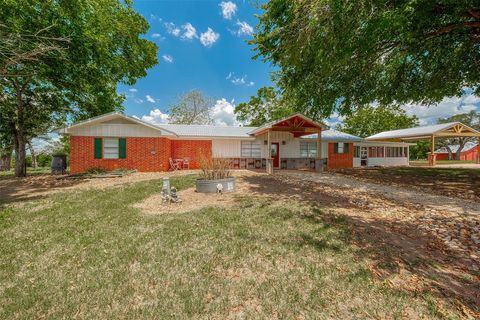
[246,114,328,174]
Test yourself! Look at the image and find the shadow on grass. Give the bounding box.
[241,174,480,316]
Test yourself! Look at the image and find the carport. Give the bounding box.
[366,122,480,166]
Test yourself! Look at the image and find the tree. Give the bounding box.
[410,141,430,160]
[336,105,419,138]
[169,90,214,125]
[235,87,293,126]
[251,1,480,118]
[0,0,158,177]
[437,111,480,160]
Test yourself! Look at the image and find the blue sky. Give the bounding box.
[118,0,479,128]
[119,0,272,126]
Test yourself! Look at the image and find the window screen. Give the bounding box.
[103,138,119,159]
[241,141,261,157]
[300,141,317,158]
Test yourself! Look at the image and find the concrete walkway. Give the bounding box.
[278,171,480,216]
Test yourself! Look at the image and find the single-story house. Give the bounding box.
[58,112,411,174]
[435,142,479,161]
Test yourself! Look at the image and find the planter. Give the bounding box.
[196,177,236,193]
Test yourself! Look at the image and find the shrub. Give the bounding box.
[198,155,231,180]
[85,167,108,175]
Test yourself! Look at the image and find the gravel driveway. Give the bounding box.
[278,170,480,216]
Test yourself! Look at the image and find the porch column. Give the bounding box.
[315,129,324,172]
[429,135,436,166]
[266,129,273,174]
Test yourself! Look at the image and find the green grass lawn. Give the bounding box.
[410,159,476,165]
[0,167,52,178]
[0,175,462,318]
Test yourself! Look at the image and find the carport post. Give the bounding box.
[429,135,436,166]
[477,137,480,164]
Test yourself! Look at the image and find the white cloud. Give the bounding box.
[164,22,181,37]
[146,95,156,103]
[128,88,137,92]
[401,94,480,125]
[140,109,170,125]
[151,33,161,38]
[134,99,144,104]
[219,1,237,20]
[200,28,220,47]
[227,72,254,87]
[233,20,253,36]
[149,14,162,22]
[162,54,174,63]
[181,23,198,40]
[211,98,240,126]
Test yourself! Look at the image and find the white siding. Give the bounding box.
[368,158,408,166]
[69,123,163,137]
[212,139,242,157]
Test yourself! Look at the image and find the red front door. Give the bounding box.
[271,143,280,168]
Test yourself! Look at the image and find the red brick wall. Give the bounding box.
[171,140,212,169]
[327,142,353,169]
[70,136,171,174]
[436,148,478,161]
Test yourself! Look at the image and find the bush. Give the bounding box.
[199,155,231,180]
[85,167,108,175]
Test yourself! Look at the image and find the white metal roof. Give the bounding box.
[436,142,478,154]
[157,124,257,138]
[301,129,363,142]
[366,122,461,140]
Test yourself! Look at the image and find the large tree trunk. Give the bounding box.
[13,82,27,177]
[455,138,467,160]
[14,131,26,177]
[27,141,36,169]
[0,155,11,171]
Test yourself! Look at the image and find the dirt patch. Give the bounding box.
[133,187,239,215]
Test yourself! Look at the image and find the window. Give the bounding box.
[385,147,405,158]
[334,142,349,154]
[103,138,119,159]
[353,146,360,158]
[94,137,126,159]
[300,141,317,158]
[241,141,261,158]
[368,146,384,158]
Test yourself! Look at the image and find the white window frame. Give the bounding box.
[241,141,261,158]
[300,141,317,158]
[103,137,119,159]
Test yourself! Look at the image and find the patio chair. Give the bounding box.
[169,158,180,171]
[182,158,190,169]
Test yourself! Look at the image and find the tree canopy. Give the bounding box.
[169,90,214,125]
[235,87,293,126]
[0,0,158,176]
[336,105,419,138]
[251,0,480,118]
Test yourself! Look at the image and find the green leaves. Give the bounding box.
[336,105,419,138]
[252,0,480,117]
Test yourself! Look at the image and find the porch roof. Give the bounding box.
[365,122,480,141]
[248,113,328,137]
